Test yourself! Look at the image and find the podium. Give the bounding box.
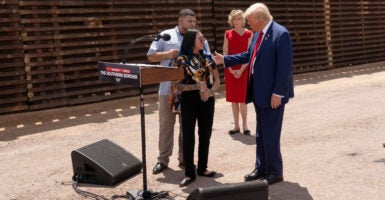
[98,61,183,199]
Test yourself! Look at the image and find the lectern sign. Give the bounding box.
[98,61,140,86]
[98,61,183,86]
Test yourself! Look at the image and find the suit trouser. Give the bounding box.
[181,91,214,179]
[254,103,285,176]
[157,94,183,165]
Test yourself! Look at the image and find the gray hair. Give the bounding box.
[244,3,273,22]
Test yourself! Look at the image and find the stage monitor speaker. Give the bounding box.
[187,180,268,200]
[71,139,142,186]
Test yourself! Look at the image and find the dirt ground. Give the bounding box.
[1,62,384,200]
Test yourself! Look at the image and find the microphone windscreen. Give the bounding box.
[162,34,171,41]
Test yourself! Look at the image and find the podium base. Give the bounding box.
[126,190,171,200]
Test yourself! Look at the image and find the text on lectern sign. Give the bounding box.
[98,61,141,86]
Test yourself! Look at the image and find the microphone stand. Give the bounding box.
[123,35,170,200]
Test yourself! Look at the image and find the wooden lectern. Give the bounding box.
[98,61,183,199]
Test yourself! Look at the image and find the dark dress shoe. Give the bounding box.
[244,169,266,181]
[152,162,167,175]
[179,177,195,187]
[263,175,283,185]
[228,129,240,135]
[197,170,216,177]
[243,130,251,135]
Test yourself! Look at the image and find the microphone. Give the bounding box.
[154,33,171,41]
[121,33,171,64]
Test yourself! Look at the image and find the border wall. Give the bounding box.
[1,0,384,114]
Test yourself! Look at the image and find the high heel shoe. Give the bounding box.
[197,170,216,177]
[179,177,195,187]
[228,129,240,135]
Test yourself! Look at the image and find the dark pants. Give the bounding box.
[181,90,215,179]
[254,103,285,176]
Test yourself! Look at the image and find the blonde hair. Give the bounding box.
[227,9,245,27]
[244,3,273,22]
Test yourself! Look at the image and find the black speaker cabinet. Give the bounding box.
[187,181,268,200]
[71,139,142,186]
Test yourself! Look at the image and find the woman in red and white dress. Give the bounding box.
[223,9,253,135]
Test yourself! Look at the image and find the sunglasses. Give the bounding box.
[196,37,206,43]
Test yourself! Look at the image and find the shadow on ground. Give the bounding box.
[1,63,384,143]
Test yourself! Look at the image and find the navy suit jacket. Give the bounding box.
[224,21,294,108]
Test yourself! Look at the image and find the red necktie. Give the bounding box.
[248,32,264,79]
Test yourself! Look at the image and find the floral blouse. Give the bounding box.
[175,53,216,86]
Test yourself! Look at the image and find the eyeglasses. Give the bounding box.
[196,37,206,43]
